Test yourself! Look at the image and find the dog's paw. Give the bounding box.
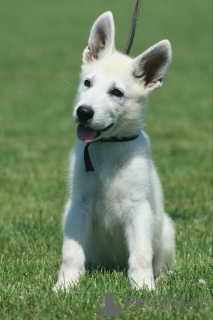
[53,281,64,293]
[53,280,73,293]
[128,270,155,291]
[53,265,84,293]
[53,277,79,293]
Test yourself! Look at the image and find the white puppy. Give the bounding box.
[54,11,175,291]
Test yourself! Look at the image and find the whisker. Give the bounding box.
[64,80,78,89]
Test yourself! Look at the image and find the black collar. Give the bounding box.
[84,135,139,172]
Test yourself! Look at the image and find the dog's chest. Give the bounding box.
[82,164,146,231]
[73,137,151,224]
[92,170,128,226]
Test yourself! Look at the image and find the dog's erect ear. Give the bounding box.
[133,40,172,92]
[83,12,115,63]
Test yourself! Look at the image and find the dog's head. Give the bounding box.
[73,12,171,142]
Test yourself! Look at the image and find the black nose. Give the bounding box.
[77,105,94,122]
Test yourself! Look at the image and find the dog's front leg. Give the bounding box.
[125,201,155,290]
[54,198,90,291]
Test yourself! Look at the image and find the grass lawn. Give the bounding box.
[0,0,212,319]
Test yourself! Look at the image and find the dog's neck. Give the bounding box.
[84,135,139,172]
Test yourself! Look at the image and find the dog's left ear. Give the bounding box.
[132,40,172,92]
[83,12,115,64]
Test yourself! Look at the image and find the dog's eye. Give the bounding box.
[84,79,91,88]
[110,88,123,97]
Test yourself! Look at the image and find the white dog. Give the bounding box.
[54,11,175,291]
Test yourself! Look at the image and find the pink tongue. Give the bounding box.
[77,124,97,142]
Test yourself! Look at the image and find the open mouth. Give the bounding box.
[77,123,114,142]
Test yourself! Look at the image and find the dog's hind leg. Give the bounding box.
[153,213,175,277]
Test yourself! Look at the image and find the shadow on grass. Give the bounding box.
[86,264,128,276]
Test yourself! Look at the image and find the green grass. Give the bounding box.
[0,0,212,319]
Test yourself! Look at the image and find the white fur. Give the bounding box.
[54,11,175,291]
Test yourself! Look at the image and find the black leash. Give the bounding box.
[84,135,139,172]
[124,0,142,55]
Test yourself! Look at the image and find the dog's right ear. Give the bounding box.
[83,12,115,64]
